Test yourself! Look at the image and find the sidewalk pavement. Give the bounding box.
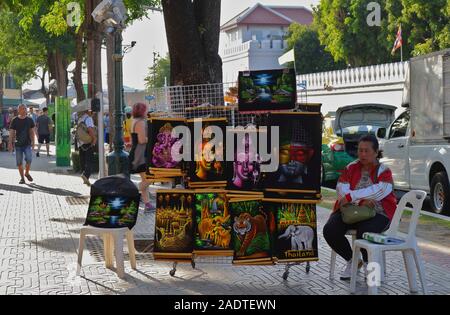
[1,146,450,295]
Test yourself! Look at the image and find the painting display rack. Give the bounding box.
[144,82,322,280]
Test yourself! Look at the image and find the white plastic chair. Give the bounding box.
[350,190,428,295]
[329,230,357,280]
[77,226,137,279]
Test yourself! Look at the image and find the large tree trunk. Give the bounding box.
[73,22,86,102]
[162,0,223,86]
[86,0,103,98]
[106,32,115,150]
[51,49,69,97]
[39,69,50,105]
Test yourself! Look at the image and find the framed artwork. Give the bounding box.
[194,191,232,251]
[187,118,227,185]
[154,190,195,257]
[229,199,275,264]
[148,118,186,170]
[238,68,296,112]
[227,127,263,192]
[85,195,140,229]
[265,113,322,195]
[265,199,319,263]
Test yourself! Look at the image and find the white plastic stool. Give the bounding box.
[330,230,357,280]
[77,226,137,279]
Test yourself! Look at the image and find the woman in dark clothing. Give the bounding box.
[129,102,153,212]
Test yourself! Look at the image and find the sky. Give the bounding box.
[23,0,320,92]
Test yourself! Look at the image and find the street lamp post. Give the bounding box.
[92,0,129,177]
[107,29,129,177]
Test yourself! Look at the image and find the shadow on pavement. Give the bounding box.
[0,183,84,197]
[0,183,35,194]
[49,217,87,225]
[29,237,78,253]
[79,276,121,295]
[26,183,83,197]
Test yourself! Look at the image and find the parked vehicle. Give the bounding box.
[335,104,396,157]
[378,49,450,214]
[321,104,396,184]
[321,112,354,183]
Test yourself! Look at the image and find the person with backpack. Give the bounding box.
[8,104,36,184]
[77,109,97,187]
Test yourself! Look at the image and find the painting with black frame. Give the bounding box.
[187,118,228,185]
[264,112,322,196]
[147,118,186,171]
[227,126,264,192]
[264,199,319,263]
[230,199,276,264]
[238,68,297,112]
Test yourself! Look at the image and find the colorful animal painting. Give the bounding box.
[266,201,318,262]
[230,200,275,261]
[194,192,231,250]
[154,192,195,253]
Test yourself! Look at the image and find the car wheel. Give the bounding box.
[430,172,450,215]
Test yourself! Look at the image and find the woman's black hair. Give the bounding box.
[358,134,383,159]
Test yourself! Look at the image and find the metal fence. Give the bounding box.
[147,82,266,127]
[147,81,311,127]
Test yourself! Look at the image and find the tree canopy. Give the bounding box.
[145,54,170,89]
[313,0,449,67]
[285,23,346,74]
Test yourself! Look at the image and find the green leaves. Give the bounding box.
[285,23,346,74]
[0,9,46,84]
[145,54,171,89]
[314,0,449,66]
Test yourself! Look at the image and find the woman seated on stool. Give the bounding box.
[323,135,397,280]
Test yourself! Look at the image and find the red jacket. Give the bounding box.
[333,160,397,221]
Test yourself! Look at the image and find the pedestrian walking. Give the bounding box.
[76,110,97,187]
[29,106,37,124]
[8,104,36,184]
[104,112,110,144]
[123,110,132,152]
[36,107,53,157]
[129,102,153,212]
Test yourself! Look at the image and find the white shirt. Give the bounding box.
[80,114,94,128]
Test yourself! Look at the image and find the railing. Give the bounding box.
[223,40,288,57]
[297,61,409,91]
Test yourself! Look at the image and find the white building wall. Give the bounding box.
[241,25,288,42]
[297,62,409,117]
[300,90,405,117]
[221,36,289,84]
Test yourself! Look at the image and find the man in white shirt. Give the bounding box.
[77,110,97,186]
